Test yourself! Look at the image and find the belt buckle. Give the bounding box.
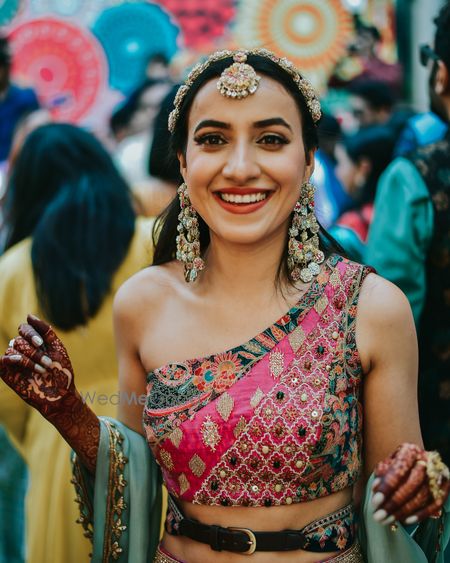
[228,527,257,555]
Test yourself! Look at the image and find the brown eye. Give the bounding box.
[258,134,288,145]
[194,134,226,146]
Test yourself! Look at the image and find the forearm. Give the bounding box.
[46,390,100,474]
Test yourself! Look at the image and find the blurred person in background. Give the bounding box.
[312,113,353,228]
[366,1,450,465]
[0,109,52,252]
[146,52,171,81]
[349,80,396,129]
[134,85,182,217]
[329,19,402,95]
[0,36,39,164]
[111,78,172,187]
[329,126,395,262]
[0,123,154,563]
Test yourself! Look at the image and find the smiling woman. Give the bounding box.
[0,49,449,563]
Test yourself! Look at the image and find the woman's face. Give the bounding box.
[335,143,359,197]
[179,75,314,247]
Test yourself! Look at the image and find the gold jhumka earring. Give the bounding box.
[288,182,324,283]
[176,183,205,283]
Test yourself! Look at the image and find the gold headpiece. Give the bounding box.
[168,48,321,133]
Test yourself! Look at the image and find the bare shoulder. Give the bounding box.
[356,272,417,372]
[113,261,183,326]
[358,272,414,328]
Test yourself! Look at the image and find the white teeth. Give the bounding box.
[219,192,268,203]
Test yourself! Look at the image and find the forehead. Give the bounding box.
[188,75,302,130]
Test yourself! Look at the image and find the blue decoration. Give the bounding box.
[0,0,20,25]
[92,2,179,93]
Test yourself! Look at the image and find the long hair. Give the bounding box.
[152,54,343,282]
[4,123,136,330]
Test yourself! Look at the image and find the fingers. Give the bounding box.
[374,443,421,498]
[379,460,427,515]
[394,484,431,522]
[1,353,43,373]
[10,337,52,369]
[18,323,44,348]
[26,314,56,345]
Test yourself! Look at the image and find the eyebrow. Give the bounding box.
[194,117,292,134]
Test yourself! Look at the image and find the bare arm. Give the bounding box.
[113,280,148,435]
[356,274,448,523]
[357,273,422,474]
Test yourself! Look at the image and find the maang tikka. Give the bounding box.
[288,182,324,283]
[176,182,205,283]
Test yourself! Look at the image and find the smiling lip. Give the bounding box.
[213,188,273,214]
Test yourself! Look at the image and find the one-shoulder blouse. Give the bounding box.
[143,255,373,507]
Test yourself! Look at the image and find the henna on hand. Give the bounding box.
[0,314,99,473]
[372,443,450,525]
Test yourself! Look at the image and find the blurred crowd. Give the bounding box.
[0,5,449,562]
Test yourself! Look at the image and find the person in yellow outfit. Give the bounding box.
[0,123,155,562]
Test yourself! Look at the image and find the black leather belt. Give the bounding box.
[179,517,315,554]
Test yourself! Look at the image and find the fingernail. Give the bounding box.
[372,477,381,488]
[28,314,39,320]
[373,509,388,522]
[8,339,15,347]
[32,335,43,347]
[35,364,46,374]
[405,516,418,525]
[381,515,395,525]
[9,354,22,361]
[372,492,385,508]
[41,355,52,367]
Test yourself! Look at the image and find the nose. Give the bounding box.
[222,140,260,184]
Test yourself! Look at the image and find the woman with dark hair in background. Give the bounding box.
[133,85,182,217]
[0,123,153,563]
[1,51,449,563]
[330,125,395,262]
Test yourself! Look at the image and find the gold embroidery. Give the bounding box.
[250,387,264,408]
[160,448,175,470]
[314,294,328,315]
[234,415,247,438]
[189,453,206,477]
[269,351,284,378]
[288,326,305,352]
[179,473,190,495]
[330,269,340,287]
[168,427,183,448]
[101,420,128,563]
[217,392,234,421]
[201,416,221,451]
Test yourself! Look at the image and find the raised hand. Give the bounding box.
[372,443,450,525]
[0,314,100,474]
[0,314,75,416]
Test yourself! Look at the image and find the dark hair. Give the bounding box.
[434,2,450,71]
[110,77,171,135]
[354,17,381,42]
[0,36,11,66]
[343,125,395,205]
[148,84,183,184]
[3,123,136,330]
[349,80,396,110]
[152,54,343,282]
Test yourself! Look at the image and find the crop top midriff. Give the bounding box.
[143,255,373,507]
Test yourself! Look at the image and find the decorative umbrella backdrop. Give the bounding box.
[3,0,397,130]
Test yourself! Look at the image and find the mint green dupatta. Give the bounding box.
[71,417,162,562]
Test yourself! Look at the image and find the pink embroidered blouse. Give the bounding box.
[143,255,372,507]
